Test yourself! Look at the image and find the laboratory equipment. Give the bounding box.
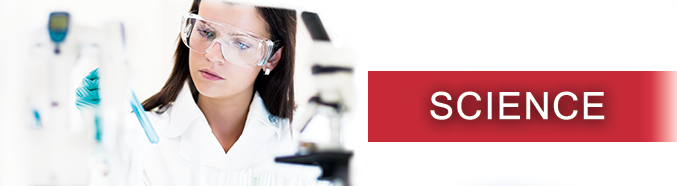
[130,90,159,143]
[28,11,134,185]
[276,11,356,186]
[48,12,70,54]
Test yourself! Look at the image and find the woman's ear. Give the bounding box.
[264,46,283,72]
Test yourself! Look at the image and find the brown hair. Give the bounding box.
[142,0,297,120]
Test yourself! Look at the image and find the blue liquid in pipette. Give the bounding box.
[130,90,159,144]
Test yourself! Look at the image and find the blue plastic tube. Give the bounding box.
[130,90,159,144]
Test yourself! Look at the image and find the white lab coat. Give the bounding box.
[120,81,322,186]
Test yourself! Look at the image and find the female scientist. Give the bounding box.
[75,0,321,185]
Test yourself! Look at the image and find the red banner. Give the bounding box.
[368,71,672,142]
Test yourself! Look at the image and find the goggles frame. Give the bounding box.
[180,13,275,67]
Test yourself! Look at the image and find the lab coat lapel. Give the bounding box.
[168,84,282,170]
[245,92,282,141]
[164,82,204,138]
[178,118,275,170]
[162,82,226,168]
[179,119,228,169]
[221,92,282,169]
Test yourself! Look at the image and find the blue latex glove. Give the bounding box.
[75,68,100,109]
[75,68,102,142]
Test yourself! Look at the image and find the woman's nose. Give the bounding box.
[205,41,226,64]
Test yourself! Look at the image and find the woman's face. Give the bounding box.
[189,1,269,100]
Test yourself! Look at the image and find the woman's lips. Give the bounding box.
[199,69,224,81]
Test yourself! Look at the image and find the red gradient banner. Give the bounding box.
[368,71,672,142]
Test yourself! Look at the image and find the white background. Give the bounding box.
[1,0,677,185]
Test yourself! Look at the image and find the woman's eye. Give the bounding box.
[198,28,216,39]
[236,42,250,50]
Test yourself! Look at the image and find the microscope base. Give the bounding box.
[275,151,353,186]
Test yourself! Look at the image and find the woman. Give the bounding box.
[75,0,322,185]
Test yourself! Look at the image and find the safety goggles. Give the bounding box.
[180,13,275,67]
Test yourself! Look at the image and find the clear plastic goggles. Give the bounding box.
[180,13,275,67]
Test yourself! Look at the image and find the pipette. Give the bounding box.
[130,90,159,144]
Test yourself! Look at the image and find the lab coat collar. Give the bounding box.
[164,81,282,138]
[164,81,284,170]
[163,81,205,138]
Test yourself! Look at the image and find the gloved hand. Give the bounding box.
[76,68,100,109]
[75,68,102,142]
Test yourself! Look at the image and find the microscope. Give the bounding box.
[275,11,356,186]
